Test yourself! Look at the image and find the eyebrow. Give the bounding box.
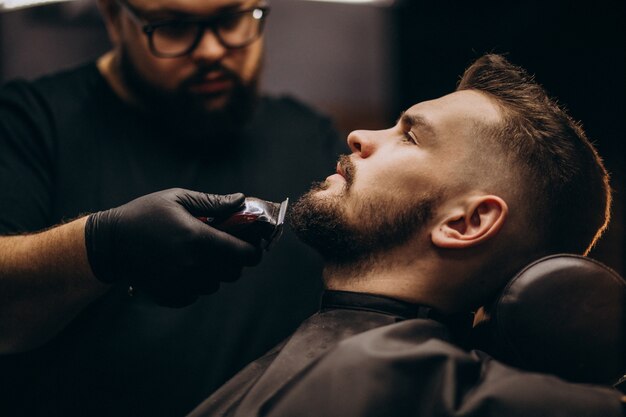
[130,1,254,20]
[398,112,436,139]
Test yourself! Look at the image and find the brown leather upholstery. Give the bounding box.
[472,254,626,385]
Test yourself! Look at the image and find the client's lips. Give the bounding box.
[336,155,354,185]
[336,162,344,177]
[325,162,345,183]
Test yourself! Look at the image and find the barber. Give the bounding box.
[0,0,340,416]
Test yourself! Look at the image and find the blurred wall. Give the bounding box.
[263,0,394,132]
[0,1,110,80]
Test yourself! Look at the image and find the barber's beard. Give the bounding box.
[290,156,439,268]
[119,47,260,140]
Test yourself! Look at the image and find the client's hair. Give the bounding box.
[457,54,611,255]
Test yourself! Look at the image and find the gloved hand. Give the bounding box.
[84,188,262,307]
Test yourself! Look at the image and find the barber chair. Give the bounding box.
[471,254,626,389]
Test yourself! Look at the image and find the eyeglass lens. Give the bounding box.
[151,9,266,56]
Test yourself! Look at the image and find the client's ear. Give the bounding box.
[431,196,508,249]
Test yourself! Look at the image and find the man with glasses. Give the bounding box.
[0,0,339,416]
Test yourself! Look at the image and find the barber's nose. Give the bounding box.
[347,130,375,158]
[190,29,228,63]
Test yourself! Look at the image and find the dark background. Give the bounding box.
[0,0,624,273]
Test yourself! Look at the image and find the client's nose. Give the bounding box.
[347,130,375,158]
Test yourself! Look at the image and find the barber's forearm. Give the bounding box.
[0,217,109,354]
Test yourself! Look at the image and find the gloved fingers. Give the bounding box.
[85,188,265,300]
[192,271,229,295]
[213,264,244,284]
[136,279,199,308]
[154,292,199,308]
[175,190,246,217]
[195,280,222,295]
[147,264,239,299]
[196,227,263,267]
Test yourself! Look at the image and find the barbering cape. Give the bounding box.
[188,293,624,417]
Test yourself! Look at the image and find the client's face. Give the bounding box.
[290,90,502,265]
[289,157,439,265]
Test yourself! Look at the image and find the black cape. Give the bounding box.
[188,291,625,417]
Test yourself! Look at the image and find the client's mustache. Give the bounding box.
[338,155,355,187]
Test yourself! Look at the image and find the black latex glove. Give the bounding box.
[84,188,262,307]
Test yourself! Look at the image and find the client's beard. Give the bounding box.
[290,157,439,267]
[119,47,259,140]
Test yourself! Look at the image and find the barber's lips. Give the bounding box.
[188,74,234,94]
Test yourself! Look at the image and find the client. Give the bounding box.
[188,54,623,417]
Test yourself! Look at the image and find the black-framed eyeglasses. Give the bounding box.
[117,1,270,58]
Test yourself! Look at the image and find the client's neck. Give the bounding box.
[322,254,436,308]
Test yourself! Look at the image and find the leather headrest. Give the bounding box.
[472,254,625,385]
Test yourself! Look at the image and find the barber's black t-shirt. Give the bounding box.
[0,63,342,417]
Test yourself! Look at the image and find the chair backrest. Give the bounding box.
[471,254,625,386]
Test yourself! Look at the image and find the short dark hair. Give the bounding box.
[457,54,610,255]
